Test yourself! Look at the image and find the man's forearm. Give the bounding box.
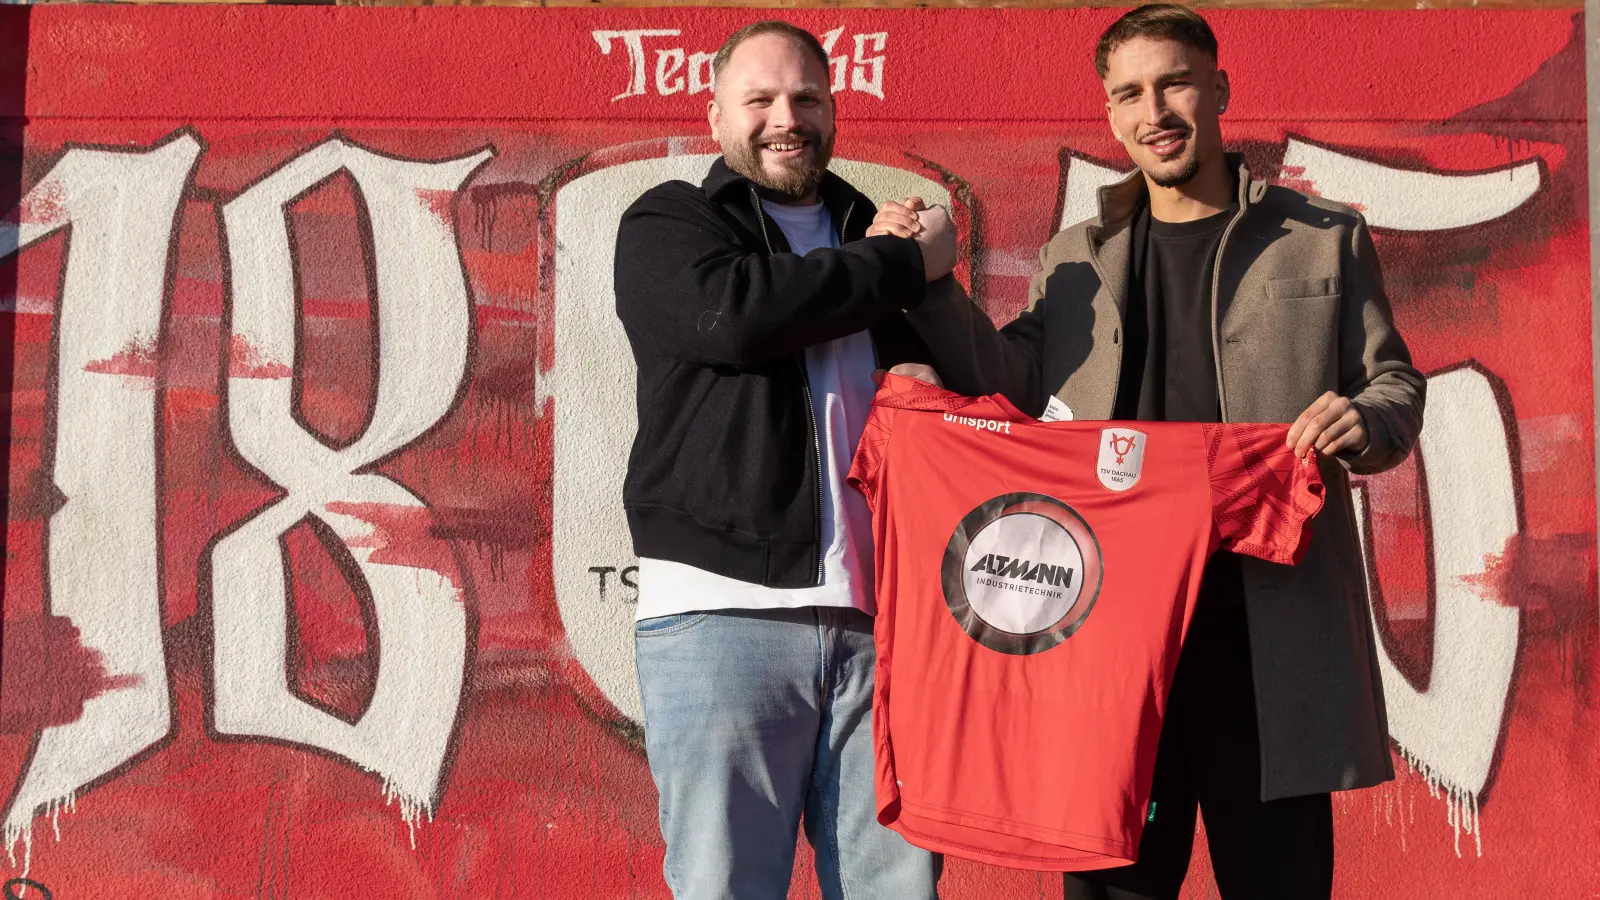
[1345,371,1426,474]
[1336,215,1427,475]
[615,196,925,367]
[903,277,1045,415]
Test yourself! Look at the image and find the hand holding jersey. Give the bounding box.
[873,362,944,389]
[1288,390,1371,459]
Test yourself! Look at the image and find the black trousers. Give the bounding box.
[1063,607,1334,900]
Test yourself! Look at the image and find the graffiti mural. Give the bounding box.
[0,7,1592,898]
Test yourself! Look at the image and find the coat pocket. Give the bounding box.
[1267,276,1341,300]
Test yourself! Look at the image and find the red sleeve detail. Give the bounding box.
[847,400,896,511]
[851,373,1026,509]
[871,372,989,414]
[1203,423,1327,565]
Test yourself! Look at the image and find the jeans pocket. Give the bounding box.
[634,612,710,637]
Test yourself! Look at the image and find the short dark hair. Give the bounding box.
[1094,4,1219,80]
[712,21,832,88]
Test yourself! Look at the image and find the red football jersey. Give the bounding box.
[846,375,1326,871]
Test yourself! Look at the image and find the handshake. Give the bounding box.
[867,197,958,283]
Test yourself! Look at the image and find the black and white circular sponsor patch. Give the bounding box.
[941,492,1103,655]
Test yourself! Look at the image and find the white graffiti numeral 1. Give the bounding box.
[214,140,489,837]
[1,134,202,868]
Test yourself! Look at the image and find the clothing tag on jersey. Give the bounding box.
[1097,427,1147,492]
[1041,395,1074,422]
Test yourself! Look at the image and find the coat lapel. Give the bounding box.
[1086,172,1144,324]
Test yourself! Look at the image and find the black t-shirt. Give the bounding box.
[1116,201,1246,610]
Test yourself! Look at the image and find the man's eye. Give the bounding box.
[749,99,772,107]
[1119,92,1140,104]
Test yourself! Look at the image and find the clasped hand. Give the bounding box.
[866,197,957,283]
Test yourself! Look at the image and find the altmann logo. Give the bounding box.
[944,412,1013,436]
[968,554,1075,589]
[941,492,1104,656]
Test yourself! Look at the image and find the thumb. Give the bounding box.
[904,197,927,211]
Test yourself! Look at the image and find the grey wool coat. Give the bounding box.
[907,155,1425,800]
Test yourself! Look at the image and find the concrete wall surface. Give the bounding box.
[0,7,1591,898]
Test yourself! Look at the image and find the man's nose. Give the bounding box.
[1139,89,1168,125]
[767,97,798,130]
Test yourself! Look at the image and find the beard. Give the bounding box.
[1147,153,1201,188]
[723,129,835,201]
[1135,118,1203,188]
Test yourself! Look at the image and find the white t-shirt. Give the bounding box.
[636,198,879,620]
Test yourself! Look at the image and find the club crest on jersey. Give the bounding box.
[940,492,1104,656]
[1097,428,1147,492]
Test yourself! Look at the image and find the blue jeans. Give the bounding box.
[634,606,942,900]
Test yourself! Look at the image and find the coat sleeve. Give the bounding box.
[901,238,1058,416]
[1337,213,1426,475]
[614,184,927,367]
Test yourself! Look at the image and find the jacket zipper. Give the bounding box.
[1210,202,1247,424]
[838,200,882,368]
[1089,174,1249,421]
[752,187,827,586]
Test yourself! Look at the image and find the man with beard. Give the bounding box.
[873,6,1423,899]
[613,20,951,900]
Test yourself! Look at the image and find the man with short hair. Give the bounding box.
[876,6,1424,898]
[613,19,951,900]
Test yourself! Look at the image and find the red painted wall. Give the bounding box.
[0,8,1592,898]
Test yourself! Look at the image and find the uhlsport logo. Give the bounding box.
[941,492,1104,655]
[943,411,1013,436]
[1097,427,1147,492]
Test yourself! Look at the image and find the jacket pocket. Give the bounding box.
[1267,276,1341,300]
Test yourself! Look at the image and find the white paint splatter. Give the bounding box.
[4,791,76,886]
[1400,747,1484,858]
[1517,413,1583,472]
[3,819,30,880]
[979,248,1045,278]
[381,777,434,851]
[0,295,56,315]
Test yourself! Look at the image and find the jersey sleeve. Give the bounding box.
[850,373,1026,510]
[847,392,898,513]
[1203,423,1327,565]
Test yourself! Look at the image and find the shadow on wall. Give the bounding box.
[0,7,22,894]
[0,11,25,571]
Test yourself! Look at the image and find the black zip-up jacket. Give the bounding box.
[614,158,933,588]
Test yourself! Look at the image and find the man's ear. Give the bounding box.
[707,98,720,135]
[1215,69,1231,113]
